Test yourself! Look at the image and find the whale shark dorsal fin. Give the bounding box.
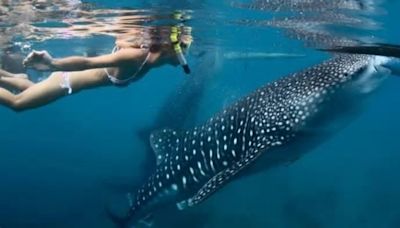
[176,147,264,210]
[150,129,179,165]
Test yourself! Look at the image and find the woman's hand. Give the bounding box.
[23,50,54,71]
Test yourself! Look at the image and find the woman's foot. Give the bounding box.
[12,73,28,79]
[0,69,28,79]
[0,69,33,91]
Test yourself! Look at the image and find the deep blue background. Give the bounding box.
[0,0,400,227]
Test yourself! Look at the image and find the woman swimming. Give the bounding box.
[0,27,192,112]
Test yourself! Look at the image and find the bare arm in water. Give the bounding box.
[23,48,145,71]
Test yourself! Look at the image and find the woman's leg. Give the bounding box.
[0,77,34,91]
[0,69,109,112]
[0,87,16,107]
[0,72,67,111]
[0,69,28,79]
[0,69,34,91]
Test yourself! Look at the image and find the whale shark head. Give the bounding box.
[108,53,394,227]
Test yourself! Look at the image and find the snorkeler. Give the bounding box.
[0,27,192,111]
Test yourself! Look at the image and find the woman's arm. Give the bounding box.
[23,48,146,71]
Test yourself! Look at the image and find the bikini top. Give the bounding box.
[104,46,151,86]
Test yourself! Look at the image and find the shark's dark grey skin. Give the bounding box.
[109,53,395,227]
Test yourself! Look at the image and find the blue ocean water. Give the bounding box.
[0,0,400,227]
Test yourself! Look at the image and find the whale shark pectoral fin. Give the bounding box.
[176,147,263,210]
[176,200,190,210]
[150,129,179,165]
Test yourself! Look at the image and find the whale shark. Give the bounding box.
[233,0,377,13]
[108,52,398,227]
[129,48,305,185]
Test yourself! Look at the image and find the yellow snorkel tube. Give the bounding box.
[170,26,191,74]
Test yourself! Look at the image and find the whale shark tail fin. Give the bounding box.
[106,206,129,228]
[320,43,400,58]
[106,193,134,228]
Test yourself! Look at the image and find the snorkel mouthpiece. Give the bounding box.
[170,26,191,74]
[174,43,191,74]
[182,64,191,74]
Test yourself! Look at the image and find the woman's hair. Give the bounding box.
[122,25,192,53]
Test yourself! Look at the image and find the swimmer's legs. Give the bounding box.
[0,68,109,112]
[0,72,67,112]
[0,87,16,108]
[0,69,34,91]
[0,69,28,79]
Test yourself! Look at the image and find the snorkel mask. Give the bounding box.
[170,26,191,74]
